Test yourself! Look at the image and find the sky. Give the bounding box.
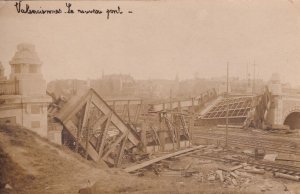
[0,0,299,86]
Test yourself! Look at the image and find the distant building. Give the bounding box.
[91,74,135,97]
[0,43,52,138]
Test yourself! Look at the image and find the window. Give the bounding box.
[31,121,40,128]
[31,105,40,114]
[29,65,37,73]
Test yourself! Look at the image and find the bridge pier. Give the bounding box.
[267,74,300,129]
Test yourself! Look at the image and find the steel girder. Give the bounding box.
[55,89,139,166]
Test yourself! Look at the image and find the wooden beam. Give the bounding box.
[121,104,128,121]
[106,99,142,106]
[124,145,205,173]
[59,91,91,122]
[151,127,161,146]
[102,132,127,160]
[75,108,84,153]
[165,117,176,143]
[85,118,90,159]
[112,101,116,111]
[82,95,92,159]
[91,93,139,145]
[103,156,115,165]
[97,112,112,160]
[65,121,100,161]
[81,94,92,130]
[91,114,109,131]
[116,131,129,167]
[158,113,165,151]
[127,100,131,124]
[134,103,141,124]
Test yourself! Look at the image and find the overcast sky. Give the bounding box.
[0,0,299,86]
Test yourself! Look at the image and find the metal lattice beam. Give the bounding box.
[55,89,139,165]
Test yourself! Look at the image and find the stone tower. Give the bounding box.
[0,43,51,137]
[9,43,46,96]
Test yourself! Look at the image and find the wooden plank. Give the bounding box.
[217,124,243,129]
[124,145,205,173]
[173,148,204,159]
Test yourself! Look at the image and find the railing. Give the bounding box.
[0,79,19,95]
[149,88,218,112]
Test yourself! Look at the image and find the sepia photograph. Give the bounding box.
[0,0,300,193]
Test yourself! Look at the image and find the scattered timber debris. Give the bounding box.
[45,84,300,193]
[124,145,205,173]
[125,139,300,192]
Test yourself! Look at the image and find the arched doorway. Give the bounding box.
[283,111,300,129]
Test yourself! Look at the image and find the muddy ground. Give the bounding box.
[0,125,300,194]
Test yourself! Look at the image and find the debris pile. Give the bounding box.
[123,141,300,194]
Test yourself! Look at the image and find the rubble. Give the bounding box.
[124,145,205,173]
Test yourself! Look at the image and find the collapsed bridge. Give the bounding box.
[49,88,218,165]
[54,89,140,166]
[48,80,300,167]
[197,88,271,129]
